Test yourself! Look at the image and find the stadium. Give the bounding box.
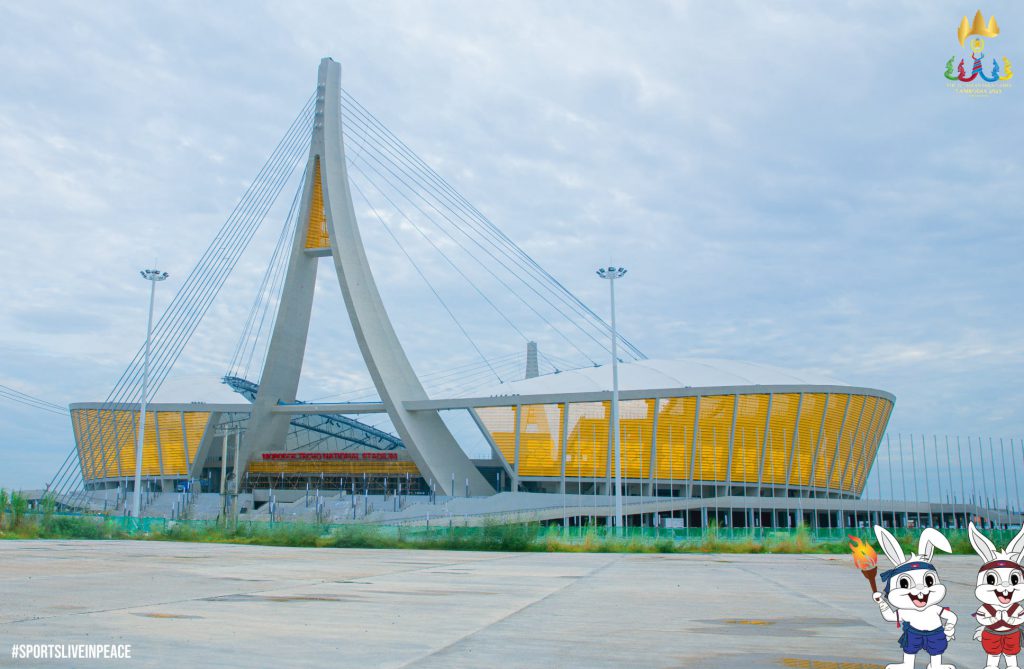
[55,57,976,531]
[68,354,895,526]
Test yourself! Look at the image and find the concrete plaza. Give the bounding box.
[0,541,996,668]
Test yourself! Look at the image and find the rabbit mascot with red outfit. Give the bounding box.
[968,523,1024,669]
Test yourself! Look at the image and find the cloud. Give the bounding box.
[0,0,1021,488]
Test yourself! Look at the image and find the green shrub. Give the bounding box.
[9,492,27,529]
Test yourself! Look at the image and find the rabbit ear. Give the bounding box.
[874,525,906,566]
[969,522,997,562]
[1005,524,1024,558]
[919,528,952,562]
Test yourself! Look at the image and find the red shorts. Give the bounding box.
[982,630,1022,656]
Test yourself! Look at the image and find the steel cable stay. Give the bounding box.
[0,385,70,415]
[50,98,316,499]
[348,156,538,351]
[228,163,305,379]
[54,127,312,502]
[242,209,297,381]
[340,109,613,363]
[339,109,622,363]
[101,98,316,406]
[61,104,314,462]
[53,85,652,500]
[343,96,649,363]
[221,154,516,454]
[340,91,646,361]
[350,178,503,384]
[425,359,526,395]
[114,114,314,399]
[227,175,302,375]
[234,126,382,385]
[347,148,535,347]
[341,109,635,366]
[302,350,526,403]
[344,135,604,366]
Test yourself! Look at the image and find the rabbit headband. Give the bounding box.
[880,561,935,595]
[980,559,1022,572]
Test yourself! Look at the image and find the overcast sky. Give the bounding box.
[1,1,1021,489]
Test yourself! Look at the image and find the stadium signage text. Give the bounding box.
[261,452,399,461]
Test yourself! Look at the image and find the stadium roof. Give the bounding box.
[479,358,850,396]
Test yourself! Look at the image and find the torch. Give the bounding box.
[849,535,879,594]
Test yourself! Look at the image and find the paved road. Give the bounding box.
[0,541,996,668]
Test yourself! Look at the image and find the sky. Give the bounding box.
[0,1,1021,490]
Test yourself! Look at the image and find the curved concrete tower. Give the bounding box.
[243,58,494,496]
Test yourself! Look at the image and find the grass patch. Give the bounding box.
[1,512,1014,556]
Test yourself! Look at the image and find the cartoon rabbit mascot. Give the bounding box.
[872,526,958,669]
[968,522,1024,669]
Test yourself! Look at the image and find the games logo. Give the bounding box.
[945,10,1013,96]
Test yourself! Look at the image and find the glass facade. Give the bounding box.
[475,391,895,497]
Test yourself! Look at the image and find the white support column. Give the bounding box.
[807,394,829,488]
[153,411,165,480]
[559,403,569,495]
[512,405,522,492]
[757,393,773,495]
[319,59,492,496]
[688,395,701,497]
[725,394,739,486]
[784,393,804,490]
[180,411,191,473]
[824,396,852,496]
[647,399,658,496]
[219,433,228,496]
[837,397,867,493]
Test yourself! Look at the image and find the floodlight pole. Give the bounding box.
[597,266,627,532]
[132,269,169,518]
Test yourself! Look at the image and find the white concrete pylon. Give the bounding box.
[243,58,494,497]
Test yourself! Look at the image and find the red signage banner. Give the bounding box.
[260,452,399,461]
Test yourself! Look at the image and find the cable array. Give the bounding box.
[0,384,69,417]
[339,90,645,365]
[48,85,650,502]
[226,164,306,380]
[48,96,315,501]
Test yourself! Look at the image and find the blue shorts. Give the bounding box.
[898,623,948,656]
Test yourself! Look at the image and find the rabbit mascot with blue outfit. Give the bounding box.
[872,526,958,669]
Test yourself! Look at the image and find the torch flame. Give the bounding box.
[848,535,878,571]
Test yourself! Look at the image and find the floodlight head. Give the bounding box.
[596,266,627,280]
[140,269,169,282]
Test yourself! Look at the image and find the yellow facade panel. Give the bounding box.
[476,406,517,466]
[694,395,733,482]
[73,408,210,481]
[304,157,329,249]
[810,395,833,488]
[854,399,892,491]
[157,411,188,475]
[517,404,564,477]
[763,393,799,485]
[844,396,880,491]
[566,402,609,480]
[617,400,653,479]
[818,394,850,490]
[87,409,117,479]
[829,395,865,490]
[791,393,827,487]
[653,397,695,481]
[183,412,207,467]
[730,394,769,483]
